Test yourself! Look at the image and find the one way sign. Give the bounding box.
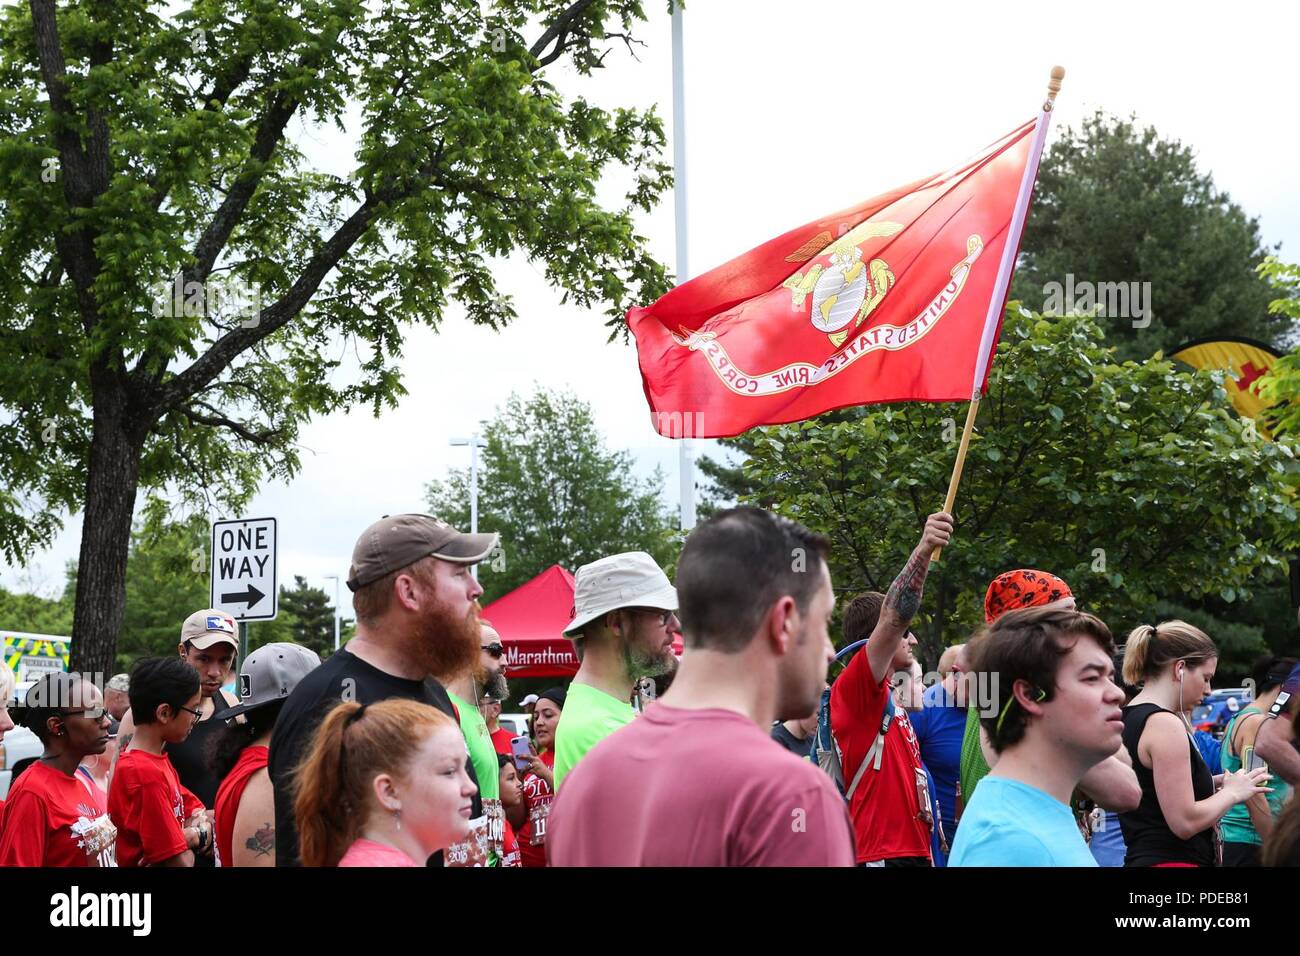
[211,517,278,621]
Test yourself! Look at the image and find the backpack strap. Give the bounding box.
[846,690,896,800]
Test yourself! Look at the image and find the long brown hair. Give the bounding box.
[1262,695,1300,867]
[293,698,457,867]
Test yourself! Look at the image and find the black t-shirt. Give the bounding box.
[1118,702,1217,867]
[770,721,815,759]
[165,690,237,809]
[268,647,478,866]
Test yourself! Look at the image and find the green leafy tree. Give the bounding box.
[0,1,675,676]
[1257,258,1300,438]
[427,388,677,603]
[252,575,342,659]
[0,571,75,636]
[118,511,211,668]
[737,308,1300,671]
[1011,112,1293,361]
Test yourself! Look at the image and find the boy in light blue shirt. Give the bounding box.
[950,605,1127,867]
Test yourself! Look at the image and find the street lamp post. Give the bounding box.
[450,434,488,579]
[324,575,341,652]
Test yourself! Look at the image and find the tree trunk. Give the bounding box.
[70,384,144,682]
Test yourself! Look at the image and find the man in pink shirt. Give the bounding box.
[547,506,855,867]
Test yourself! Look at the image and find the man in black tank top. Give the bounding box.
[165,609,242,808]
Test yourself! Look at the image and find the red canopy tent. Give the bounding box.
[481,565,581,678]
[481,564,684,679]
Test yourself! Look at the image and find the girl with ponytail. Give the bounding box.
[293,698,476,867]
[1118,621,1269,866]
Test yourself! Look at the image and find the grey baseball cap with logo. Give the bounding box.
[563,551,677,636]
[212,642,322,721]
[346,513,499,591]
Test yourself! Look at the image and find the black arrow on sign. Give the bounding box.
[220,584,265,609]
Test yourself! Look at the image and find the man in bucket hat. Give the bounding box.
[552,552,680,790]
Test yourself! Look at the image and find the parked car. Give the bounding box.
[499,713,530,739]
[1,680,43,800]
[1192,687,1254,738]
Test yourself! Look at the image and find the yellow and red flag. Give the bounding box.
[1170,337,1282,439]
[630,113,1054,438]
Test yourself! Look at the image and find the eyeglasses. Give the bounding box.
[481,643,504,658]
[60,706,107,721]
[176,704,203,722]
[631,608,676,627]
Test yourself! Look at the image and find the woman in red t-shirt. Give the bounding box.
[0,662,15,829]
[0,672,118,867]
[519,688,564,867]
[209,642,320,867]
[295,699,478,867]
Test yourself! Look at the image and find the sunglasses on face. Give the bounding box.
[481,643,504,658]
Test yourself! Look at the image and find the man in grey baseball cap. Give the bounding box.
[211,643,320,866]
[269,513,499,867]
[552,551,680,790]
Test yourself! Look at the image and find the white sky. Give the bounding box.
[6,0,1299,608]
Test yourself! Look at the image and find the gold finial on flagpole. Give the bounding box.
[1044,66,1065,110]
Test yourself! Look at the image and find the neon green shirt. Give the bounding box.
[449,691,500,866]
[553,682,635,790]
[449,691,499,801]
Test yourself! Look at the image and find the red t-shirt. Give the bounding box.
[490,727,515,756]
[500,818,522,867]
[214,745,268,868]
[548,704,856,866]
[519,749,555,868]
[830,651,932,862]
[0,761,117,867]
[108,749,204,867]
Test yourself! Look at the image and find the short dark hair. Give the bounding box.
[21,672,91,744]
[676,506,830,653]
[970,605,1115,753]
[1252,656,1299,695]
[129,657,200,725]
[842,592,885,644]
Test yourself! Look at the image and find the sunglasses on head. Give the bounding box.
[482,643,504,658]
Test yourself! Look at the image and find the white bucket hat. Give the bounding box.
[563,552,677,636]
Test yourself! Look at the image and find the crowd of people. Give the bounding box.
[0,507,1298,867]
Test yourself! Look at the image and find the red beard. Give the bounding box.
[403,598,481,681]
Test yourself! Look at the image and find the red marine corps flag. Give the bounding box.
[630,69,1065,443]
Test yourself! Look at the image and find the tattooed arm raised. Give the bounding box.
[865,513,953,685]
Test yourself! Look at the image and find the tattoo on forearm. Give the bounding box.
[884,548,930,623]
[246,824,275,857]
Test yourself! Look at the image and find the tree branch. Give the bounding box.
[180,403,280,445]
[148,191,386,416]
[528,0,601,68]
[28,0,112,328]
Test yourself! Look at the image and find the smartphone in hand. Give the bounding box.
[510,735,533,773]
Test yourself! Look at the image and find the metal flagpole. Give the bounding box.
[932,66,1065,562]
[672,2,696,531]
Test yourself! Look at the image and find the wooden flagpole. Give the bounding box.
[931,66,1065,563]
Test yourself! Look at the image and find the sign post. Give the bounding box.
[211,519,279,650]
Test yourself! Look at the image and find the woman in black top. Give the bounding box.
[1118,621,1268,866]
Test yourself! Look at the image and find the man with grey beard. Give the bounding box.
[268,513,496,867]
[553,552,681,790]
